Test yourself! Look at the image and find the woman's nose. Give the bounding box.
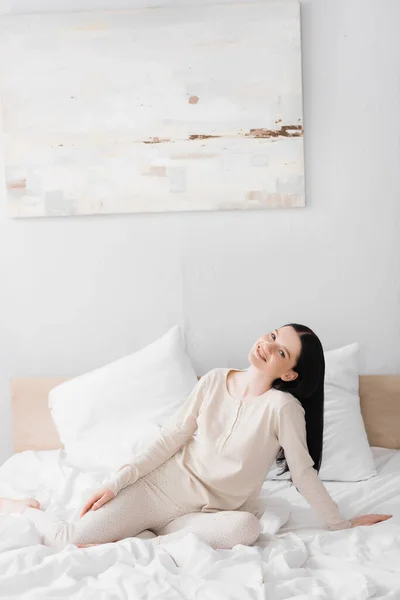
[259,340,272,352]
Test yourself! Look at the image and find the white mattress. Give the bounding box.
[0,447,399,599]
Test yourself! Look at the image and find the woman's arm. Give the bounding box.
[102,374,210,496]
[275,400,352,530]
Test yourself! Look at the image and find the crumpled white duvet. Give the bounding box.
[0,447,399,599]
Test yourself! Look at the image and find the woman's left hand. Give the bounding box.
[80,487,115,518]
[350,514,392,527]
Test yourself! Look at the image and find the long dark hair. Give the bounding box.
[272,323,325,481]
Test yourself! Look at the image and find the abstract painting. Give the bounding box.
[0,2,304,217]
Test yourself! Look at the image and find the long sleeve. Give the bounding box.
[276,401,352,531]
[102,374,210,496]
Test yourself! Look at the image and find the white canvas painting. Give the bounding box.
[0,2,304,218]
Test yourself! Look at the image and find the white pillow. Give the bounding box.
[267,342,377,482]
[49,325,198,469]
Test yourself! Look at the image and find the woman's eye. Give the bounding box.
[279,350,285,359]
[271,333,276,341]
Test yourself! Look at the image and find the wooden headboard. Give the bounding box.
[10,375,400,453]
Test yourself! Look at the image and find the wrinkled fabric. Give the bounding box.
[0,447,399,598]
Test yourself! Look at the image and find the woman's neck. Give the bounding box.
[234,366,274,398]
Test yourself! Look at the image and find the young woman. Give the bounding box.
[1,324,391,550]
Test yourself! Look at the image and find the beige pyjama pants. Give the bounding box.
[26,466,261,551]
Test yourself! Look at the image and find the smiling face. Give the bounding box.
[248,326,302,383]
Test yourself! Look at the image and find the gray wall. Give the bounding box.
[1,0,399,464]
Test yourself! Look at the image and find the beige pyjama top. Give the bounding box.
[103,368,352,530]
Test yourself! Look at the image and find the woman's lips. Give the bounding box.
[256,346,267,362]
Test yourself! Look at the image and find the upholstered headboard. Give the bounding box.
[10,375,400,453]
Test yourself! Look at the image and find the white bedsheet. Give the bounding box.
[0,447,399,599]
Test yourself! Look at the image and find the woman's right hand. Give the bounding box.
[80,487,115,518]
[350,513,392,528]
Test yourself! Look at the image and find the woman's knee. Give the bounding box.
[233,512,261,546]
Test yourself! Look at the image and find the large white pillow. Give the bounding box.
[49,326,198,469]
[267,343,377,482]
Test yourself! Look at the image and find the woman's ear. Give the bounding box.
[282,370,298,382]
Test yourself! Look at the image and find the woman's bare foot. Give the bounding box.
[0,497,41,514]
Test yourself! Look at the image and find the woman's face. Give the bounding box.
[248,326,302,382]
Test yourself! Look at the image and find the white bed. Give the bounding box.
[0,446,399,599]
[1,375,399,599]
